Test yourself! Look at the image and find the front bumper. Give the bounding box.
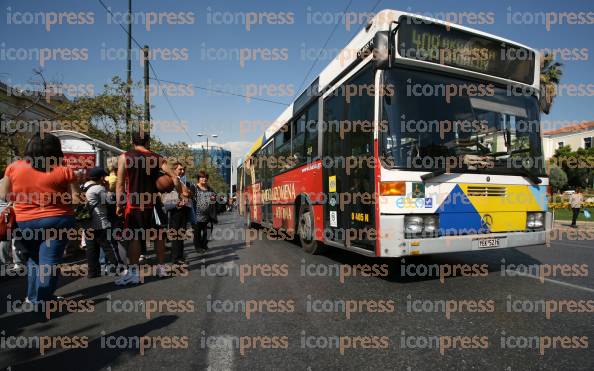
[379,213,551,257]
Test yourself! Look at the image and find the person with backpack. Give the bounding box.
[115,130,180,285]
[83,167,121,278]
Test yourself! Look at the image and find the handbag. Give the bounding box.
[584,209,592,219]
[208,191,218,224]
[0,203,16,241]
[161,189,179,212]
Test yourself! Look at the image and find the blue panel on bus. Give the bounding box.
[437,185,475,213]
[439,212,487,236]
[438,185,487,235]
[529,185,547,211]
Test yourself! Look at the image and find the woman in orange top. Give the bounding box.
[0,133,79,305]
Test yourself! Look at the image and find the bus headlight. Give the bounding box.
[527,212,544,229]
[404,216,424,234]
[404,215,439,238]
[423,215,438,233]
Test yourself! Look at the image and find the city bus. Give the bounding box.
[237,9,551,257]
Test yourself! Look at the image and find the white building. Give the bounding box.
[542,121,594,159]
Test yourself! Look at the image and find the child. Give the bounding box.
[84,167,121,277]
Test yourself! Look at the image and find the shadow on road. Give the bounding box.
[308,240,544,284]
[3,315,179,371]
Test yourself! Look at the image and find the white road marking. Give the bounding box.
[550,241,594,249]
[207,335,234,371]
[509,270,594,294]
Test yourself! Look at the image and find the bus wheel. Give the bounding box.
[298,203,323,254]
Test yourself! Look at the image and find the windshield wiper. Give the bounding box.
[421,168,447,182]
[514,166,542,184]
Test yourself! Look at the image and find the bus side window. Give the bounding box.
[293,114,306,166]
[305,101,319,161]
[274,123,291,174]
[263,143,273,188]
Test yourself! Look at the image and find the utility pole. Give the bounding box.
[143,45,150,146]
[125,0,132,143]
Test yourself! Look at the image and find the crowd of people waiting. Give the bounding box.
[0,130,220,305]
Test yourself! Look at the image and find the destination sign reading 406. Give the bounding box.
[397,16,535,85]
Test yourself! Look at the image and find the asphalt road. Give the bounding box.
[1,212,593,370]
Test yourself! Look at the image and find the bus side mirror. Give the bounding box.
[374,22,400,70]
[373,31,390,70]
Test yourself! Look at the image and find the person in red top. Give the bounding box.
[0,133,79,305]
[115,129,180,285]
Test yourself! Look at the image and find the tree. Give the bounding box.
[549,165,568,192]
[540,52,564,114]
[55,76,144,148]
[0,69,50,163]
[150,139,228,194]
[551,145,594,190]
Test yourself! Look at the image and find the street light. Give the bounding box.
[196,133,218,152]
[197,133,218,167]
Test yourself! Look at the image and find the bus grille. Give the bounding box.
[466,186,507,197]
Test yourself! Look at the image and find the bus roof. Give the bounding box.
[240,9,541,163]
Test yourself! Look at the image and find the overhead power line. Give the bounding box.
[96,0,144,50]
[293,0,384,99]
[96,0,194,142]
[293,0,353,98]
[148,77,289,106]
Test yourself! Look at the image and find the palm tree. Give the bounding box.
[540,52,563,114]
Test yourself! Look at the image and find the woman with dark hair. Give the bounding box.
[0,133,79,304]
[193,170,216,254]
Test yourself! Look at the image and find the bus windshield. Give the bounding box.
[381,68,545,176]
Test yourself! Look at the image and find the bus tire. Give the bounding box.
[298,203,323,254]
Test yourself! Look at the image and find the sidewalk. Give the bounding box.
[553,219,594,230]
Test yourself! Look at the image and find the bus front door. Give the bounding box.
[323,66,376,251]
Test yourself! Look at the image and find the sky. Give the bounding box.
[1,0,593,167]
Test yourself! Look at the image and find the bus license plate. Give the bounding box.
[477,238,499,248]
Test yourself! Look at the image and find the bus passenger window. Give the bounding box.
[305,101,319,161]
[293,114,306,165]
